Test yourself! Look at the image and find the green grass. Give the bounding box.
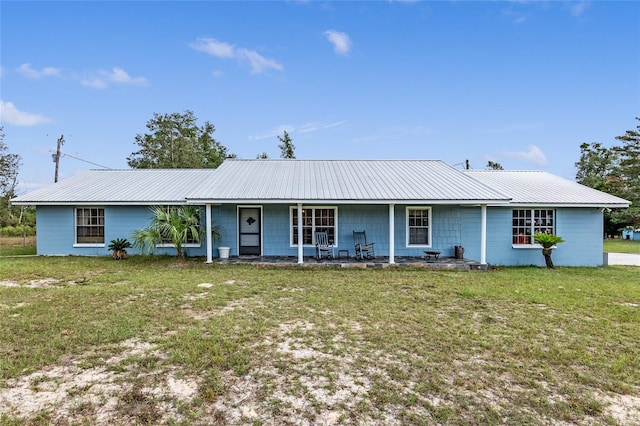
[1,256,639,425]
[604,238,640,254]
[0,236,36,256]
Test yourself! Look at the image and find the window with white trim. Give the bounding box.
[290,207,337,246]
[407,207,431,246]
[76,208,105,244]
[512,209,555,244]
[158,206,201,246]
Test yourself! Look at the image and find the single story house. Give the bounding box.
[11,159,631,267]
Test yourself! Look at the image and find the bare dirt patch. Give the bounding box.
[0,339,200,425]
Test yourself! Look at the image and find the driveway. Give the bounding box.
[605,252,640,266]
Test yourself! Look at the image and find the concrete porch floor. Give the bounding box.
[210,255,487,270]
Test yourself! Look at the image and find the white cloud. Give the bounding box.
[324,30,352,56]
[250,121,347,141]
[503,145,548,167]
[250,125,295,141]
[299,120,348,134]
[0,100,53,126]
[190,37,283,74]
[190,38,236,58]
[17,63,62,79]
[569,0,590,17]
[80,67,148,89]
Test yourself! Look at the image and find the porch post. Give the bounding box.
[297,203,304,264]
[480,204,487,265]
[388,203,395,264]
[205,203,213,263]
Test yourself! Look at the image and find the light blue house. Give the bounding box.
[11,159,631,267]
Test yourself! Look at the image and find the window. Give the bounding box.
[291,207,337,245]
[158,206,201,246]
[76,208,105,244]
[512,209,555,244]
[407,207,431,246]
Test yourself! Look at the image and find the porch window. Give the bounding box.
[76,208,105,244]
[512,209,555,244]
[290,207,337,246]
[407,207,431,246]
[158,206,201,246]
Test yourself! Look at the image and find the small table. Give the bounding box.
[424,251,441,261]
[338,249,349,260]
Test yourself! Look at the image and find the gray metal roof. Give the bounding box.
[186,159,511,204]
[11,169,215,205]
[465,170,631,207]
[13,161,629,208]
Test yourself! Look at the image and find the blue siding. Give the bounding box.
[480,207,604,267]
[35,203,606,266]
[36,205,210,257]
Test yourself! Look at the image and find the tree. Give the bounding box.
[132,205,221,259]
[0,127,23,227]
[256,152,270,159]
[486,161,504,170]
[615,117,640,202]
[127,111,231,169]
[575,118,640,234]
[277,130,295,159]
[533,233,565,268]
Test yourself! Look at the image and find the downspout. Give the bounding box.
[205,203,213,263]
[480,204,487,265]
[389,203,395,264]
[297,203,304,264]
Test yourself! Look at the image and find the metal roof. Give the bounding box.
[186,159,511,204]
[464,170,631,207]
[11,169,216,205]
[12,161,630,208]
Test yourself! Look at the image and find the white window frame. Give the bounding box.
[406,207,432,247]
[289,206,338,247]
[74,207,105,247]
[512,208,556,248]
[156,205,202,248]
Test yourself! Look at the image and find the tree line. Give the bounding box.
[574,117,640,236]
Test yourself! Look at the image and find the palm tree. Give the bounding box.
[132,205,221,258]
[533,233,565,268]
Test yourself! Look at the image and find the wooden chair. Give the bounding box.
[353,231,375,260]
[315,231,334,260]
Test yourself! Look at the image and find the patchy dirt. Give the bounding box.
[0,339,200,425]
[1,317,638,425]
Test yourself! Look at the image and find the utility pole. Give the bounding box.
[53,134,64,183]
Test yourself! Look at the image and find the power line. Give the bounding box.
[59,151,112,169]
[50,148,112,171]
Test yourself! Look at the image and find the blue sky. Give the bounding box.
[1,1,639,193]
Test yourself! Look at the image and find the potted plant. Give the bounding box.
[108,238,132,260]
[533,233,565,268]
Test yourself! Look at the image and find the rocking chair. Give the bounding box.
[353,231,375,260]
[315,231,334,260]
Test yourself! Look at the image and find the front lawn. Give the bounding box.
[1,257,638,425]
[604,238,640,254]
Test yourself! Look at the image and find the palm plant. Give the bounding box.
[107,238,132,260]
[533,233,565,268]
[132,206,221,259]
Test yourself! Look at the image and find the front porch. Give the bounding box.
[208,255,487,270]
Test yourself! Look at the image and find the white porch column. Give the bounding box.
[297,203,304,264]
[388,203,395,264]
[480,204,487,265]
[205,203,213,263]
